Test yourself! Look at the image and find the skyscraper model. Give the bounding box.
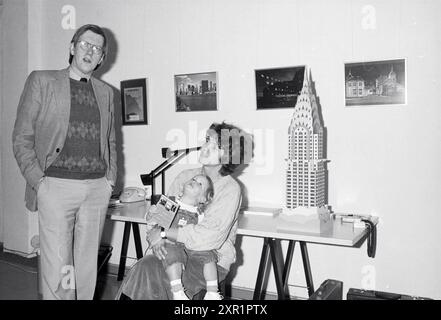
[279,68,330,231]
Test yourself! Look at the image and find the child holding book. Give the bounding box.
[146,174,222,300]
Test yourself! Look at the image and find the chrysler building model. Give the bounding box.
[283,68,329,218]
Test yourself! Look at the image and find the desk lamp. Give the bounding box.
[140,146,201,202]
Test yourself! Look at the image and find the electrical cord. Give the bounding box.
[361,218,377,258]
[333,213,377,258]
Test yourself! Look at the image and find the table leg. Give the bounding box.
[300,241,314,296]
[283,241,295,291]
[131,223,144,259]
[117,222,131,281]
[269,239,290,300]
[253,237,271,300]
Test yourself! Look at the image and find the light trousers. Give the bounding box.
[37,176,112,300]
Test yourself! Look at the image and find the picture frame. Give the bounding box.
[344,59,406,107]
[120,78,148,125]
[255,65,305,110]
[174,71,218,112]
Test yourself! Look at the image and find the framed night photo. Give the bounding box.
[344,59,406,107]
[120,78,148,125]
[175,72,218,112]
[255,66,305,110]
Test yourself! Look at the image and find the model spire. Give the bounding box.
[284,67,329,215]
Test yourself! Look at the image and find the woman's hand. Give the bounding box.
[145,205,160,231]
[146,226,168,260]
[144,204,158,222]
[151,238,168,260]
[146,225,160,245]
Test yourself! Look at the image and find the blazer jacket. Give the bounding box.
[12,68,117,211]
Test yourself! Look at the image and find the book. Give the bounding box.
[148,195,180,230]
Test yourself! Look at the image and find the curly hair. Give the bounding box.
[207,122,253,176]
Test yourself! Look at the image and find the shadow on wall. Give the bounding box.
[230,128,255,208]
[95,28,125,250]
[94,27,125,194]
[228,130,255,289]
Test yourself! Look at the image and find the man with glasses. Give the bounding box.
[12,24,116,300]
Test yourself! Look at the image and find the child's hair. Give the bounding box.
[197,175,214,213]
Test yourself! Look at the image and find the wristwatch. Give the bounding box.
[160,227,167,239]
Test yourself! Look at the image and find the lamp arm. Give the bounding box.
[140,147,201,196]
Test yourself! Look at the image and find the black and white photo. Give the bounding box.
[345,59,406,107]
[255,66,305,110]
[175,72,218,112]
[1,0,440,305]
[121,78,148,125]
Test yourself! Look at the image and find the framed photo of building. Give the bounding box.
[120,78,148,125]
[255,65,305,110]
[344,59,406,107]
[175,72,218,112]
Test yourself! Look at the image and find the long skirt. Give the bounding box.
[115,254,229,300]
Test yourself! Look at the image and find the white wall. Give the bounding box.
[0,0,38,255]
[1,0,440,299]
[0,0,4,244]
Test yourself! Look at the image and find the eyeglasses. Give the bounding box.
[77,40,103,56]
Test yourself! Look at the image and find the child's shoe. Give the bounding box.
[203,291,223,300]
[172,290,189,300]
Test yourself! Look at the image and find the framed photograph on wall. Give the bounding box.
[344,59,406,107]
[120,78,148,125]
[174,72,218,112]
[255,65,305,110]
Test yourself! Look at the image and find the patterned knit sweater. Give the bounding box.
[45,79,106,179]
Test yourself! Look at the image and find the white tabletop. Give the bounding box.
[107,200,150,224]
[107,203,376,247]
[238,212,378,247]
